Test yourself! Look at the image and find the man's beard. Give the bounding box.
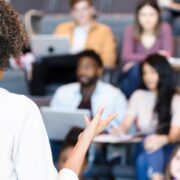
[79,76,98,87]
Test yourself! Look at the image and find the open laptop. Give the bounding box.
[41,107,91,141]
[31,35,70,57]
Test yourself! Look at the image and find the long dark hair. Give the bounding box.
[134,0,161,40]
[141,54,176,134]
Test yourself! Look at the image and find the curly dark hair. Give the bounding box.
[0,0,28,70]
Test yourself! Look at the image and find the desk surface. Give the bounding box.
[93,134,142,144]
[169,58,180,71]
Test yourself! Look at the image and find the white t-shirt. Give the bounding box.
[0,88,78,180]
[126,90,180,133]
[158,0,172,7]
[70,26,89,54]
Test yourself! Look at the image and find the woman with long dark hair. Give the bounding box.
[119,0,173,98]
[113,54,180,180]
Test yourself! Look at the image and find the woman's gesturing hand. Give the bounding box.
[62,106,117,176]
[81,106,118,142]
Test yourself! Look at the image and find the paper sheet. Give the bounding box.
[93,134,141,144]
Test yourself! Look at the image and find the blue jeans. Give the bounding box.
[135,142,175,180]
[118,63,141,99]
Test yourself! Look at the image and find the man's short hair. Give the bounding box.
[70,0,93,8]
[77,50,103,68]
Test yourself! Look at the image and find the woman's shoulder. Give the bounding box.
[123,24,135,40]
[129,89,150,101]
[172,93,180,105]
[1,88,37,110]
[160,22,172,33]
[131,89,148,97]
[125,24,134,33]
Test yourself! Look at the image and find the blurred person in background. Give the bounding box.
[165,144,180,180]
[54,0,117,69]
[118,0,173,98]
[50,50,127,132]
[112,54,180,180]
[159,0,180,36]
[57,127,88,180]
[50,50,127,176]
[9,45,35,80]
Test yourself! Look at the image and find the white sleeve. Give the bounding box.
[50,88,61,107]
[126,91,139,118]
[58,169,79,180]
[115,90,128,124]
[158,0,172,7]
[171,95,180,127]
[112,90,127,126]
[105,90,127,132]
[12,98,58,180]
[50,88,67,108]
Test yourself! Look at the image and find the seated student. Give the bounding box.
[0,1,118,180]
[54,0,117,69]
[58,127,87,180]
[50,50,127,132]
[159,0,180,36]
[112,54,180,180]
[119,0,173,98]
[165,144,180,180]
[9,45,35,80]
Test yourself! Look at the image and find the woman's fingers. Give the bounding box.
[111,128,120,135]
[91,106,105,126]
[84,115,90,127]
[83,106,117,139]
[95,106,105,119]
[102,113,118,127]
[96,113,118,135]
[84,106,104,128]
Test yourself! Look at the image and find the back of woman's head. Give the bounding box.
[134,0,161,39]
[141,54,176,134]
[0,0,27,70]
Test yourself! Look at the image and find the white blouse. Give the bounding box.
[0,88,78,180]
[126,90,180,133]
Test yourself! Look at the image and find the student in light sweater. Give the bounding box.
[113,54,180,180]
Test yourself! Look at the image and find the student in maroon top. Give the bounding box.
[118,0,174,98]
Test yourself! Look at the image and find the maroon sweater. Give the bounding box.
[121,22,174,64]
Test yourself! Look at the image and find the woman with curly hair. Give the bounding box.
[0,1,117,180]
